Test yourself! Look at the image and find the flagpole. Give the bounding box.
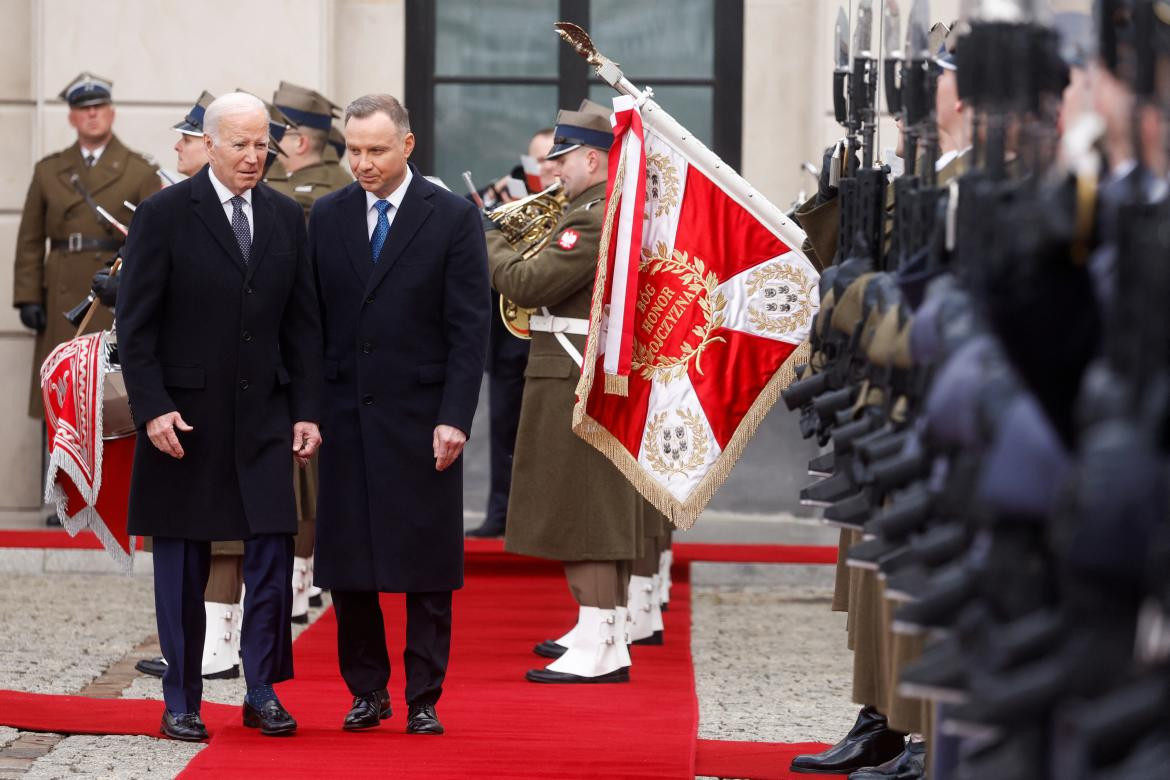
[558,23,810,253]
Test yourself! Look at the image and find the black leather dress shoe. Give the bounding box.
[632,630,664,645]
[45,512,62,527]
[243,698,297,736]
[343,689,391,730]
[849,740,926,779]
[533,640,567,659]
[465,521,506,539]
[525,667,630,684]
[406,703,444,734]
[136,657,167,678]
[789,706,906,774]
[160,710,208,741]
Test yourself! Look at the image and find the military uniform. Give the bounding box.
[488,102,644,684]
[14,77,159,417]
[265,160,352,218]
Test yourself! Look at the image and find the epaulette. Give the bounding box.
[128,150,159,170]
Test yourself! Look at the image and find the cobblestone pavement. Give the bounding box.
[1,556,855,777]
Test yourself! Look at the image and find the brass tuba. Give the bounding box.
[488,181,569,339]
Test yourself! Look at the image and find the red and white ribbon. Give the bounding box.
[601,94,647,390]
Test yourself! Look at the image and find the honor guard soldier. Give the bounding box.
[265,81,352,216]
[13,72,160,419]
[487,100,649,684]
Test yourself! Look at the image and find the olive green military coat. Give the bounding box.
[266,160,352,219]
[13,136,159,416]
[488,182,644,562]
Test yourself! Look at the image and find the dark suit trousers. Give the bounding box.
[331,590,452,707]
[485,343,528,528]
[153,534,294,714]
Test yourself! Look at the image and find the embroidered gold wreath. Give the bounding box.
[745,261,814,336]
[643,407,709,478]
[645,153,681,217]
[632,242,726,383]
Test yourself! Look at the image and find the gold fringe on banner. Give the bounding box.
[574,337,813,530]
[604,374,629,396]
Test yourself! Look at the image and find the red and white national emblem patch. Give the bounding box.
[556,230,580,250]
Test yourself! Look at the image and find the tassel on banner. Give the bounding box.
[605,373,629,397]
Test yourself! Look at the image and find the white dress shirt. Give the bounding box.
[365,166,413,239]
[80,143,107,166]
[207,167,254,242]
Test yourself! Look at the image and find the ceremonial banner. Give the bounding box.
[41,331,137,570]
[573,95,820,529]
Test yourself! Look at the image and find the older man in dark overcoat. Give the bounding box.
[309,94,489,736]
[117,92,322,742]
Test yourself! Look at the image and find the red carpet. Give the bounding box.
[0,541,841,778]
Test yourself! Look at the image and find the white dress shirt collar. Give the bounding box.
[206,167,254,241]
[80,143,107,165]
[207,166,253,208]
[365,166,413,237]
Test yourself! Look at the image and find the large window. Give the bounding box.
[406,0,743,192]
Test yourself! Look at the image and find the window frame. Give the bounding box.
[404,0,743,175]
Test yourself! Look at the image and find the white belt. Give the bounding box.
[529,314,590,336]
[534,308,586,367]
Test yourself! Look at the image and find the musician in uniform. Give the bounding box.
[466,127,554,539]
[13,72,159,419]
[487,101,646,684]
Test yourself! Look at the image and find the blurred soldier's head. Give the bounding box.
[203,92,270,194]
[528,128,557,190]
[894,25,968,160]
[61,72,115,150]
[344,94,415,198]
[546,100,613,199]
[173,91,215,177]
[274,81,339,173]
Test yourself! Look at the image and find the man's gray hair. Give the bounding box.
[204,92,267,143]
[344,94,410,136]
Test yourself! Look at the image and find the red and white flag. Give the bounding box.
[41,331,137,570]
[573,95,820,528]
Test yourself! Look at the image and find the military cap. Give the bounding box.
[274,81,340,131]
[933,22,959,71]
[328,125,346,157]
[173,90,216,136]
[546,99,613,160]
[60,71,113,107]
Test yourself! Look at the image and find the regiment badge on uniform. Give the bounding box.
[556,229,580,250]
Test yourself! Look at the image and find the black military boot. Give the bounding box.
[789,706,906,774]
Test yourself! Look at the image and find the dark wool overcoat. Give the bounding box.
[310,167,490,592]
[116,166,322,541]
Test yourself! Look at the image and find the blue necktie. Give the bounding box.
[370,199,391,263]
